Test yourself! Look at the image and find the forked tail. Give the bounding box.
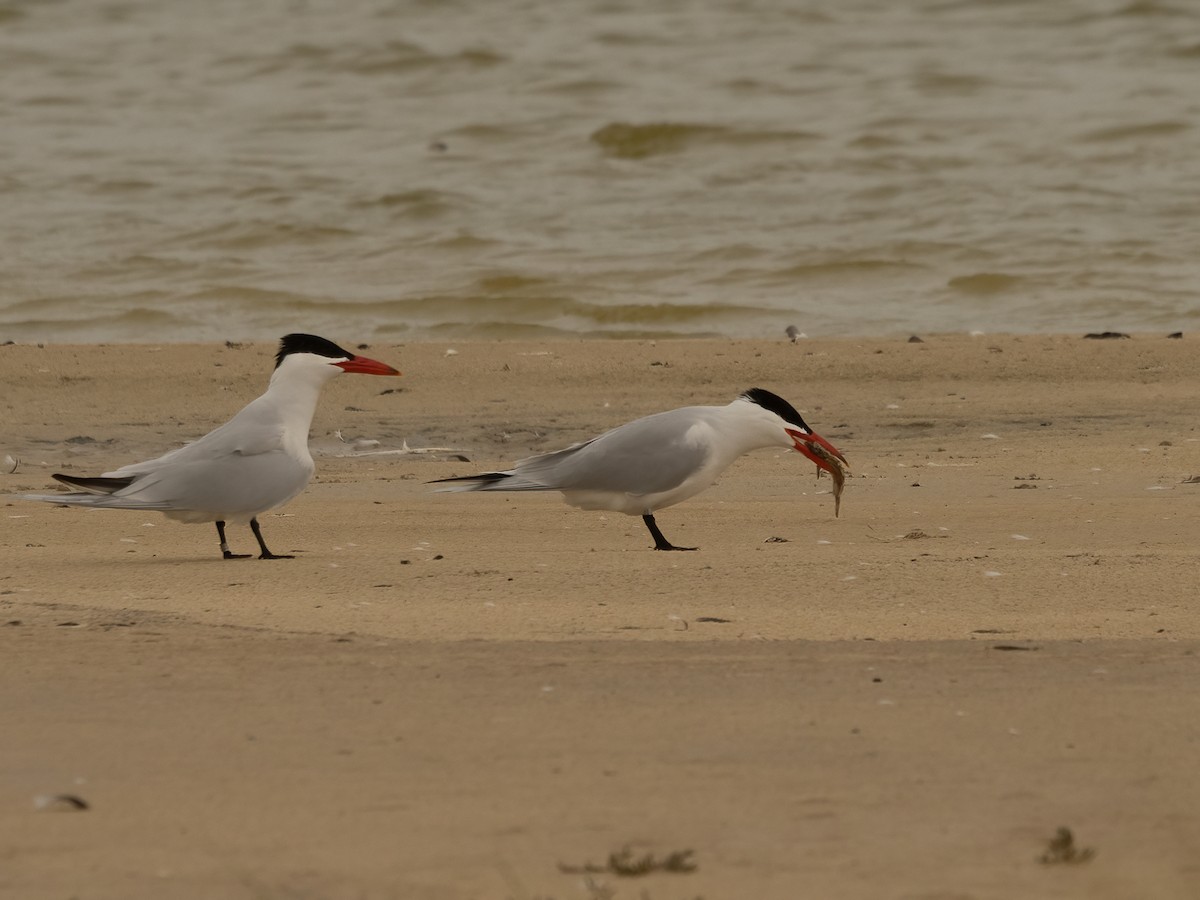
[21,473,171,510]
[427,472,514,492]
[52,474,136,495]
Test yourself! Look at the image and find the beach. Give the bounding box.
[2,336,1199,899]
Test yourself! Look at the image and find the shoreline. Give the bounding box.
[1,328,1188,346]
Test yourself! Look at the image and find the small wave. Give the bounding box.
[686,244,768,263]
[720,77,785,94]
[349,45,503,76]
[1,292,169,316]
[531,77,621,97]
[73,256,198,283]
[248,110,361,136]
[159,220,359,251]
[72,177,156,195]
[570,300,781,327]
[845,152,975,174]
[181,286,320,307]
[770,259,926,282]
[850,184,905,202]
[351,189,470,220]
[911,69,988,95]
[848,134,905,150]
[695,256,926,290]
[947,273,1024,294]
[0,304,191,340]
[443,122,539,142]
[591,121,707,158]
[19,94,85,107]
[238,40,504,77]
[377,320,729,341]
[1056,0,1189,24]
[416,231,503,252]
[1078,121,1190,143]
[590,122,816,159]
[593,31,676,48]
[341,293,793,337]
[1113,0,1188,16]
[1166,41,1200,58]
[475,274,558,294]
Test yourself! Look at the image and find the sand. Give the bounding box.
[2,335,1198,899]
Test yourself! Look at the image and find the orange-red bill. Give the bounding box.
[335,356,402,376]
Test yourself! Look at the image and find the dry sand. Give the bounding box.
[2,335,1198,899]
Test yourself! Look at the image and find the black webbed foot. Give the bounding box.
[642,514,698,552]
[249,517,294,560]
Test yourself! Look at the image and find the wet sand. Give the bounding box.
[2,336,1199,899]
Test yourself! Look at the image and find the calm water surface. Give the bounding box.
[2,0,1199,342]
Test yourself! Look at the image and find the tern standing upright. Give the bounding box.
[432,388,847,550]
[23,334,400,559]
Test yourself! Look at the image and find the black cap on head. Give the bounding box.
[275,334,354,369]
[740,387,810,432]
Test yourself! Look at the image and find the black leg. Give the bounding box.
[216,521,250,560]
[642,514,697,552]
[250,517,293,560]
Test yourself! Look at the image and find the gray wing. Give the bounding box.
[29,450,310,516]
[91,398,303,514]
[105,401,286,479]
[116,452,310,512]
[512,407,711,495]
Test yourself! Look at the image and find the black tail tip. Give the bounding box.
[52,473,135,492]
[427,471,510,486]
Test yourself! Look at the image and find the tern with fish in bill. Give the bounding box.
[22,334,400,559]
[431,388,847,550]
